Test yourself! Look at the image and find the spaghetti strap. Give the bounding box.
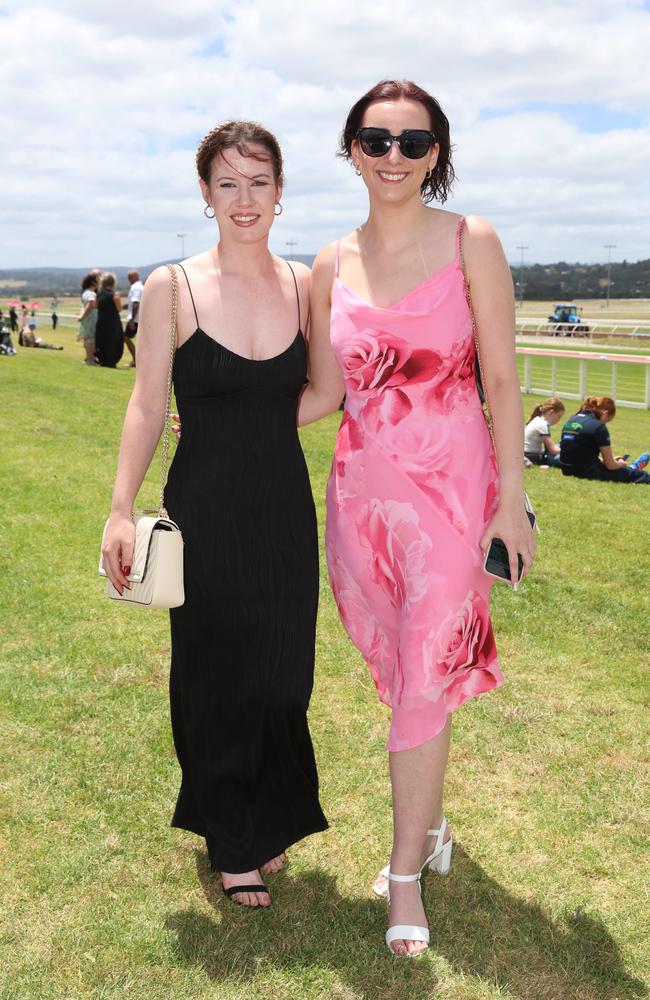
[176,263,200,329]
[285,261,301,332]
[335,240,342,278]
[455,215,466,268]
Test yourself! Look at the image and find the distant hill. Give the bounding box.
[0,255,649,299]
[0,255,316,297]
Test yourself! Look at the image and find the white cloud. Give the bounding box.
[0,0,649,267]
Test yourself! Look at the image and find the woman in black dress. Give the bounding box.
[95,272,125,368]
[102,121,343,906]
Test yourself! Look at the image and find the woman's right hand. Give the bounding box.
[171,412,181,440]
[102,514,136,594]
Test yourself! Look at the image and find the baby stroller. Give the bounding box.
[0,322,16,355]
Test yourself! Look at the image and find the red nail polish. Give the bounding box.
[123,565,131,576]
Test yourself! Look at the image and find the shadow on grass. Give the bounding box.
[164,845,646,1000]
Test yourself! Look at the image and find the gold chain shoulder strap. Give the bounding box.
[157,264,178,516]
[458,218,495,446]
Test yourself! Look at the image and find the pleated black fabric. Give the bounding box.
[163,269,328,875]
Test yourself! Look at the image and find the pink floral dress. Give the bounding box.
[325,217,503,751]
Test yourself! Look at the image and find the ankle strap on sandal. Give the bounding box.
[387,871,422,883]
[426,816,447,853]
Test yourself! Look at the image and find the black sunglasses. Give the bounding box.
[356,127,436,160]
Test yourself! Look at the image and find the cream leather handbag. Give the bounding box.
[98,264,185,609]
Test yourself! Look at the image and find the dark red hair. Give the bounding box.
[581,396,617,419]
[338,79,455,204]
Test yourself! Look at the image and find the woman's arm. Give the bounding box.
[113,292,123,312]
[463,215,536,582]
[600,444,629,470]
[78,298,96,322]
[541,433,560,455]
[101,267,174,593]
[297,244,345,426]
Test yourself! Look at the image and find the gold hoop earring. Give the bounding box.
[425,169,432,180]
[274,203,283,216]
[203,204,215,219]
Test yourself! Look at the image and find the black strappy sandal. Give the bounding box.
[223,882,270,905]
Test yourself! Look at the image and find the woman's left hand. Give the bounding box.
[480,500,537,587]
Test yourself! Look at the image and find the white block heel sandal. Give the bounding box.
[385,870,430,955]
[374,817,452,899]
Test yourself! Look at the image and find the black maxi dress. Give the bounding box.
[164,263,328,874]
[95,289,124,368]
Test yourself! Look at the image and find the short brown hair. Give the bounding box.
[338,79,456,204]
[196,120,284,185]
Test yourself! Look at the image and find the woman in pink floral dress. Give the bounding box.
[304,80,537,956]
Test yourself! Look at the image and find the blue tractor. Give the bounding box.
[547,304,590,336]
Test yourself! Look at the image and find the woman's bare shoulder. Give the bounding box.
[142,265,173,292]
[463,214,500,243]
[312,231,360,277]
[310,241,338,281]
[283,259,311,280]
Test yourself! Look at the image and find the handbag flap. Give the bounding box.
[98,515,180,581]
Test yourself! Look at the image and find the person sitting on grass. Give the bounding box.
[524,397,565,468]
[560,396,650,484]
[19,319,63,350]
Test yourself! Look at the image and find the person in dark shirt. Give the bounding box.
[560,396,650,484]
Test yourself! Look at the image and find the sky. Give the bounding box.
[1,0,649,268]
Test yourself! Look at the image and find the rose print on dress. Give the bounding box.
[382,420,469,534]
[339,329,444,427]
[425,335,478,413]
[356,499,432,610]
[331,413,365,510]
[422,590,499,709]
[326,546,395,685]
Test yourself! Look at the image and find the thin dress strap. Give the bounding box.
[176,263,200,329]
[285,261,301,331]
[335,240,342,278]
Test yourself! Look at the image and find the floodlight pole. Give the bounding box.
[516,245,529,310]
[604,244,616,309]
[285,240,298,256]
[177,233,187,259]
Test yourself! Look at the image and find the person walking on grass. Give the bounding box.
[123,269,143,367]
[102,120,340,910]
[94,273,124,368]
[307,78,536,957]
[78,272,99,365]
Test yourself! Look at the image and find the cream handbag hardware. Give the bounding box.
[99,264,185,608]
[459,222,539,546]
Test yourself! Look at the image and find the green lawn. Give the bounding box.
[1,333,649,1000]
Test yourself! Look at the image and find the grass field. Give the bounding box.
[1,328,649,1000]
